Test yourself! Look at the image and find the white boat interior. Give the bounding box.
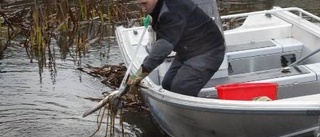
[116,7,320,101]
[115,6,320,137]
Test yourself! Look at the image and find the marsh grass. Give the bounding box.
[0,0,266,76]
[0,0,141,81]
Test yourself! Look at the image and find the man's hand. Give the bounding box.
[127,67,149,86]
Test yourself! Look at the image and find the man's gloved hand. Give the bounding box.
[143,15,152,28]
[127,66,149,86]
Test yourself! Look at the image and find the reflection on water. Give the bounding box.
[0,43,110,136]
[0,43,135,136]
[0,40,164,136]
[1,0,320,137]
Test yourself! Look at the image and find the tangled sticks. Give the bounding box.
[78,64,127,89]
[84,85,145,137]
[79,64,145,136]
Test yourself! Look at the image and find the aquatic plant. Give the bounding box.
[0,0,141,81]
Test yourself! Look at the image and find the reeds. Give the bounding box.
[0,0,141,81]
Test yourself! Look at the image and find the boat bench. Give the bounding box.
[227,38,303,60]
[227,38,304,75]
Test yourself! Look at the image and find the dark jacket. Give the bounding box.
[142,0,224,72]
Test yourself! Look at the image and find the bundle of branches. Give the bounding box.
[79,63,148,136]
[78,63,126,89]
[77,63,147,111]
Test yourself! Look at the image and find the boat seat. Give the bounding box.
[227,38,303,60]
[227,38,304,75]
[227,40,281,60]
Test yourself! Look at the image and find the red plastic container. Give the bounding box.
[216,83,278,100]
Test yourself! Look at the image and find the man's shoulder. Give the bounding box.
[163,0,196,10]
[162,0,197,17]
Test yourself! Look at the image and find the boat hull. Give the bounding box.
[141,88,318,137]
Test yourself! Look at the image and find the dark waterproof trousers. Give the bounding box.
[162,44,225,96]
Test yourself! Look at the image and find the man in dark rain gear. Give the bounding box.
[128,0,225,96]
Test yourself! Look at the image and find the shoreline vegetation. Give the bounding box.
[0,1,144,136]
[0,0,141,76]
[1,0,319,84]
[0,0,267,84]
